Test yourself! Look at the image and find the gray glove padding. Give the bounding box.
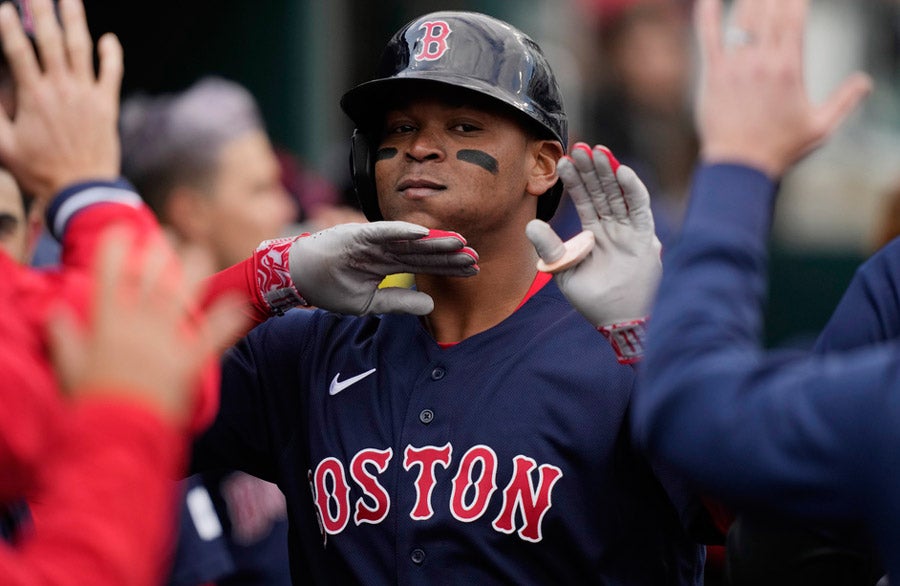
[526,143,662,327]
[289,221,478,315]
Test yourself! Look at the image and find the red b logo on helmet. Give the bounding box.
[415,21,452,61]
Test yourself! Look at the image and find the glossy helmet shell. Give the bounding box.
[340,11,568,222]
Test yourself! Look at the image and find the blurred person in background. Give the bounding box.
[120,76,295,586]
[276,147,367,233]
[560,0,695,245]
[0,168,29,262]
[0,0,246,583]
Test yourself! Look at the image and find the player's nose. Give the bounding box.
[406,128,445,163]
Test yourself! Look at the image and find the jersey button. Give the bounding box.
[419,409,434,424]
[410,548,426,565]
[431,367,446,380]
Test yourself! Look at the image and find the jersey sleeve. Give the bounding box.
[44,179,160,272]
[633,163,900,521]
[200,236,310,327]
[2,396,186,586]
[0,332,64,501]
[814,236,900,352]
[190,315,308,482]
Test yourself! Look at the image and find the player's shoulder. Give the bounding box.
[243,308,388,354]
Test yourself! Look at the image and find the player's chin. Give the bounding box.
[380,206,445,231]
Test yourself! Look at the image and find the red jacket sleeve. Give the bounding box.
[0,331,65,501]
[200,235,309,327]
[4,398,185,586]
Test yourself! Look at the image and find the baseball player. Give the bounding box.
[183,11,706,584]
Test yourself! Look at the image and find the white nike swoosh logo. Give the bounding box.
[329,368,377,396]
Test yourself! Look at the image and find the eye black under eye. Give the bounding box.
[0,214,19,237]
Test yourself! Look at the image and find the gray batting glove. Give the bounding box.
[289,221,479,315]
[526,143,662,327]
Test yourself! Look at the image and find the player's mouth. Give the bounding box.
[397,178,447,198]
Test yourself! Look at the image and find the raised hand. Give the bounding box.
[49,229,247,428]
[696,0,871,178]
[0,0,122,202]
[526,143,661,327]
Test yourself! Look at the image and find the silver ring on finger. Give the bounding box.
[724,27,756,49]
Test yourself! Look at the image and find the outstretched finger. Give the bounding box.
[559,156,601,230]
[570,143,614,218]
[96,33,123,100]
[46,303,86,393]
[358,220,431,244]
[369,288,434,316]
[59,0,92,79]
[93,228,138,316]
[592,145,628,222]
[812,72,873,148]
[0,2,40,89]
[193,293,251,359]
[696,0,723,69]
[616,164,655,234]
[31,0,66,77]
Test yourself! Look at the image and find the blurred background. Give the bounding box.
[80,0,900,348]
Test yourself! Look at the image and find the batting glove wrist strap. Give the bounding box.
[598,318,648,365]
[255,236,309,316]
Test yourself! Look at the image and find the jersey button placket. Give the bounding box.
[430,367,446,380]
[419,409,434,424]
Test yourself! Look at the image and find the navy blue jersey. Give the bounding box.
[815,236,900,352]
[193,279,703,584]
[636,163,900,581]
[167,477,234,586]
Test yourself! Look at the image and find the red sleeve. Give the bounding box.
[200,235,310,328]
[0,338,65,501]
[59,202,161,272]
[201,257,271,326]
[1,397,185,586]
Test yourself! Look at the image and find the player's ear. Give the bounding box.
[525,139,564,196]
[164,185,213,243]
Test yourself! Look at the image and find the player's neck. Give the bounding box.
[417,242,539,344]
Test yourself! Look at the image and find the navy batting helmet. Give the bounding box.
[340,11,568,222]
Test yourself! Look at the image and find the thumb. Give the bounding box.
[815,72,873,144]
[368,288,435,315]
[526,219,566,265]
[195,293,252,358]
[47,305,86,394]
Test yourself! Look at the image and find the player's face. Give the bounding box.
[205,130,295,270]
[373,93,552,238]
[0,169,27,262]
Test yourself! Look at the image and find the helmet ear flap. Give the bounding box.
[350,129,384,222]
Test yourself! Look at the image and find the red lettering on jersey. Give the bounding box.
[312,457,352,535]
[403,443,452,520]
[307,469,327,546]
[450,445,498,522]
[415,21,452,61]
[491,455,563,543]
[350,448,393,526]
